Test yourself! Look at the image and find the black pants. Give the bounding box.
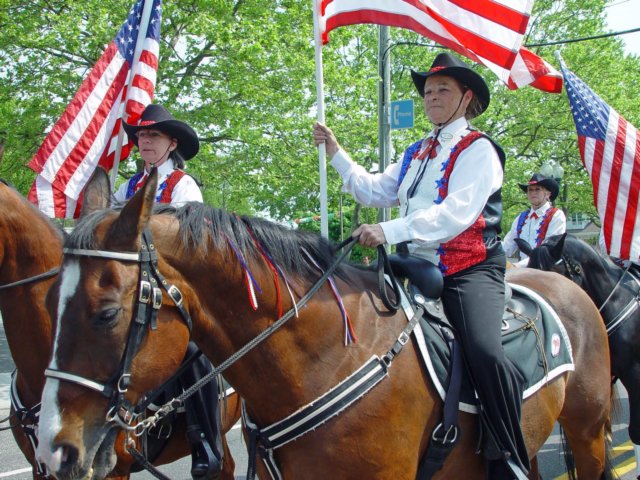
[440,254,529,479]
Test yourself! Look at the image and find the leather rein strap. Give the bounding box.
[131,235,362,435]
[376,244,401,311]
[0,267,59,291]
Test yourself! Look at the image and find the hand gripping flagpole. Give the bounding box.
[312,0,329,238]
[110,0,156,190]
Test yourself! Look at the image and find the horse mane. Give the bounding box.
[68,203,350,281]
[563,235,618,272]
[161,203,350,280]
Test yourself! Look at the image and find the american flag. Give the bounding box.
[319,0,563,93]
[559,59,640,261]
[28,0,161,218]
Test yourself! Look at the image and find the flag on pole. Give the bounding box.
[319,0,562,93]
[28,0,161,218]
[558,57,640,261]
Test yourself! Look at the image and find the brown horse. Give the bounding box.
[37,168,614,479]
[0,179,240,479]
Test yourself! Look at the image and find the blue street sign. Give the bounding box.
[390,99,414,130]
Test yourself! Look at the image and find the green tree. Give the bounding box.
[0,0,639,236]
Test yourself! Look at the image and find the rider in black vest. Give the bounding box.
[313,52,529,479]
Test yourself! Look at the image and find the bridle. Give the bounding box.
[44,228,364,434]
[554,253,640,335]
[44,229,193,431]
[553,254,582,283]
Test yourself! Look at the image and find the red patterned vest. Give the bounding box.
[127,169,186,204]
[436,131,505,276]
[159,170,186,204]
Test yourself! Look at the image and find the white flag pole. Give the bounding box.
[110,0,155,189]
[312,0,329,238]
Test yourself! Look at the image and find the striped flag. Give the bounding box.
[319,0,562,93]
[28,0,161,218]
[559,58,640,261]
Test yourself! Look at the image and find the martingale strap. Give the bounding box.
[242,304,426,480]
[8,371,48,476]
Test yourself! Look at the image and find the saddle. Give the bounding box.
[387,253,574,408]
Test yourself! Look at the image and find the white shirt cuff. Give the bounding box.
[380,217,411,245]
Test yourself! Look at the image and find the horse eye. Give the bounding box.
[95,308,121,326]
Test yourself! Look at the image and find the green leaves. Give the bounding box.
[0,0,638,234]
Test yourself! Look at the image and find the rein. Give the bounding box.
[376,245,401,311]
[559,254,640,334]
[0,267,59,291]
[600,264,640,334]
[596,262,631,313]
[130,235,361,435]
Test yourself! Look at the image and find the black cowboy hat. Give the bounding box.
[410,52,490,116]
[518,173,560,202]
[123,104,199,160]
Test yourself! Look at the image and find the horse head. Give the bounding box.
[36,168,193,480]
[517,233,566,272]
[522,233,594,289]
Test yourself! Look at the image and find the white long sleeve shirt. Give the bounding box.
[331,117,503,264]
[502,202,567,266]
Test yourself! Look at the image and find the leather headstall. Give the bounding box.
[45,228,193,431]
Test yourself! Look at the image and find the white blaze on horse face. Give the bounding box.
[36,259,81,472]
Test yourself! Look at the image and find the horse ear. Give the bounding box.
[514,238,533,256]
[109,168,158,250]
[548,233,567,260]
[80,167,111,218]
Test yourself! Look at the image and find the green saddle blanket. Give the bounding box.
[407,282,575,414]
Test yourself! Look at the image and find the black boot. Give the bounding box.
[187,425,221,479]
[181,342,224,480]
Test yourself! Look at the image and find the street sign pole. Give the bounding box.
[378,26,391,225]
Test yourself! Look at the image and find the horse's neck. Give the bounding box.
[1,288,53,404]
[0,209,60,402]
[192,264,406,425]
[583,256,633,313]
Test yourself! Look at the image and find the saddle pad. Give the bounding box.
[404,282,575,414]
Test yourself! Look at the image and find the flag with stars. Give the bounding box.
[28,0,162,218]
[559,58,640,261]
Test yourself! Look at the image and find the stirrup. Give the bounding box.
[188,428,222,480]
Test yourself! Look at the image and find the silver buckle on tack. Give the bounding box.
[152,287,163,309]
[431,422,458,445]
[138,281,152,304]
[167,285,183,306]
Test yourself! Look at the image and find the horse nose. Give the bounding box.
[43,441,84,479]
